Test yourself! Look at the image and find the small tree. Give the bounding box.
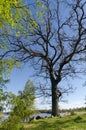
[10,80,35,122]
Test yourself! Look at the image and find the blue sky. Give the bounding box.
[6,64,86,110]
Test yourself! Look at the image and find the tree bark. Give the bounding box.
[51,80,59,116]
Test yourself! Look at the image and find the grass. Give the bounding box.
[0,114,86,130]
[23,114,86,130]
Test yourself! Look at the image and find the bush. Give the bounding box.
[74,116,82,122]
[1,115,24,130]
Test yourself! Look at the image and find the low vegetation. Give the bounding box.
[0,115,23,130]
[23,114,86,130]
[1,114,86,130]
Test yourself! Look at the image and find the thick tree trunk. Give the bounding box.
[51,80,59,116]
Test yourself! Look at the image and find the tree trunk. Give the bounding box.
[51,80,59,116]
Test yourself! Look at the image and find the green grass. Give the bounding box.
[23,115,86,130]
[0,114,86,130]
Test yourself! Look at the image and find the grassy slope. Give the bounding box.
[24,115,86,130]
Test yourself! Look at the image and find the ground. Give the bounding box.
[23,114,86,130]
[0,113,86,130]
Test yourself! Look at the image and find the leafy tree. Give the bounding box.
[10,80,35,121]
[1,0,86,116]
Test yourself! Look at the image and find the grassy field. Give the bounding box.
[23,114,86,130]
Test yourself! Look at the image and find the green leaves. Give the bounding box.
[0,0,21,28]
[1,115,23,130]
[7,80,35,121]
[0,59,20,80]
[36,0,44,7]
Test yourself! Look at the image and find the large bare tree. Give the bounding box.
[0,0,86,116]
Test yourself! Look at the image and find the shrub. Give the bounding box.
[1,115,24,130]
[74,116,82,122]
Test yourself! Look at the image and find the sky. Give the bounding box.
[6,63,86,110]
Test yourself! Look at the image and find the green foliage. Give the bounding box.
[0,0,22,29]
[22,115,86,130]
[0,59,20,91]
[34,0,45,24]
[0,60,10,111]
[0,0,43,34]
[9,80,35,121]
[0,90,8,112]
[0,0,41,41]
[23,80,35,102]
[0,0,45,47]
[0,114,86,130]
[74,116,83,122]
[0,59,19,83]
[1,115,24,130]
[0,59,21,112]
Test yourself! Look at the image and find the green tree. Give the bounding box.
[10,80,35,121]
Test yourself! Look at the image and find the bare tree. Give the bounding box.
[0,0,86,116]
